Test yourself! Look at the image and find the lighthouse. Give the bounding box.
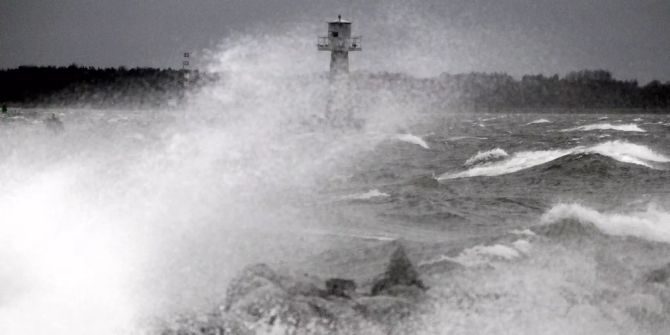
[317,15,362,77]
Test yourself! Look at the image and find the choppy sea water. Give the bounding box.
[2,106,670,334]
[323,113,670,334]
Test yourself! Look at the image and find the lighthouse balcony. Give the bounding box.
[317,36,362,51]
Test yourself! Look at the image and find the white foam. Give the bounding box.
[512,239,532,254]
[395,133,430,149]
[446,136,488,141]
[342,189,390,200]
[526,118,551,125]
[464,148,509,166]
[438,140,669,179]
[510,228,536,236]
[561,123,645,133]
[540,203,670,244]
[438,244,522,267]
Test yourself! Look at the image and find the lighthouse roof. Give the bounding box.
[328,15,351,24]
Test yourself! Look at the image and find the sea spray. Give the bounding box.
[0,21,449,335]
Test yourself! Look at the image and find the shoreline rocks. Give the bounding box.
[162,243,428,335]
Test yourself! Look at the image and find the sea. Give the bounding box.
[1,54,670,335]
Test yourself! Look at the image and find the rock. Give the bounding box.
[220,264,364,333]
[160,314,254,335]
[355,296,414,325]
[202,251,428,335]
[370,245,426,296]
[645,263,670,284]
[325,278,357,298]
[376,285,426,302]
[222,263,281,311]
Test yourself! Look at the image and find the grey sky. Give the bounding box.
[1,0,668,82]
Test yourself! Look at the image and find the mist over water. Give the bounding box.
[3,4,670,335]
[0,15,443,334]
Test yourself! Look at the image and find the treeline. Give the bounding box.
[1,66,669,111]
[0,65,213,108]
[354,69,670,112]
[446,70,670,111]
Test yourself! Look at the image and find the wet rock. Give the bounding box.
[220,264,362,333]
[325,278,356,298]
[355,296,414,328]
[370,245,426,296]
[175,244,429,335]
[160,314,253,335]
[222,263,281,311]
[645,263,670,284]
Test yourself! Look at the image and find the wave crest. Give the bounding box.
[539,203,670,244]
[464,148,509,166]
[439,140,669,179]
[561,123,646,133]
[526,118,551,125]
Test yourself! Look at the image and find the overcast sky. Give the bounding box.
[1,0,668,82]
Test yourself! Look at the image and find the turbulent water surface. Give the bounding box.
[3,104,670,334]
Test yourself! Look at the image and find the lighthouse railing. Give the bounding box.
[317,36,362,51]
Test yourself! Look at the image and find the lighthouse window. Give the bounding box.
[331,31,339,37]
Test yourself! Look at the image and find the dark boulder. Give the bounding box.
[325,278,357,298]
[645,263,670,284]
[167,243,430,335]
[370,245,426,296]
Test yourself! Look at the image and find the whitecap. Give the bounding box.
[510,229,536,236]
[438,140,669,179]
[512,239,532,254]
[540,203,670,244]
[395,133,430,149]
[561,123,645,133]
[342,189,390,200]
[526,118,551,125]
[464,148,509,166]
[445,244,522,267]
[446,136,488,141]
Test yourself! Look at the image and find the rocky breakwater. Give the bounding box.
[161,243,428,335]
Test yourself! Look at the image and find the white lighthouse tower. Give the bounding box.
[317,15,362,77]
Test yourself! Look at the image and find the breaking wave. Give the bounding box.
[540,203,670,244]
[561,123,646,132]
[464,148,509,166]
[438,140,669,179]
[526,118,551,125]
[426,241,531,268]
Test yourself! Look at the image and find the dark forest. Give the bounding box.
[1,66,669,112]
